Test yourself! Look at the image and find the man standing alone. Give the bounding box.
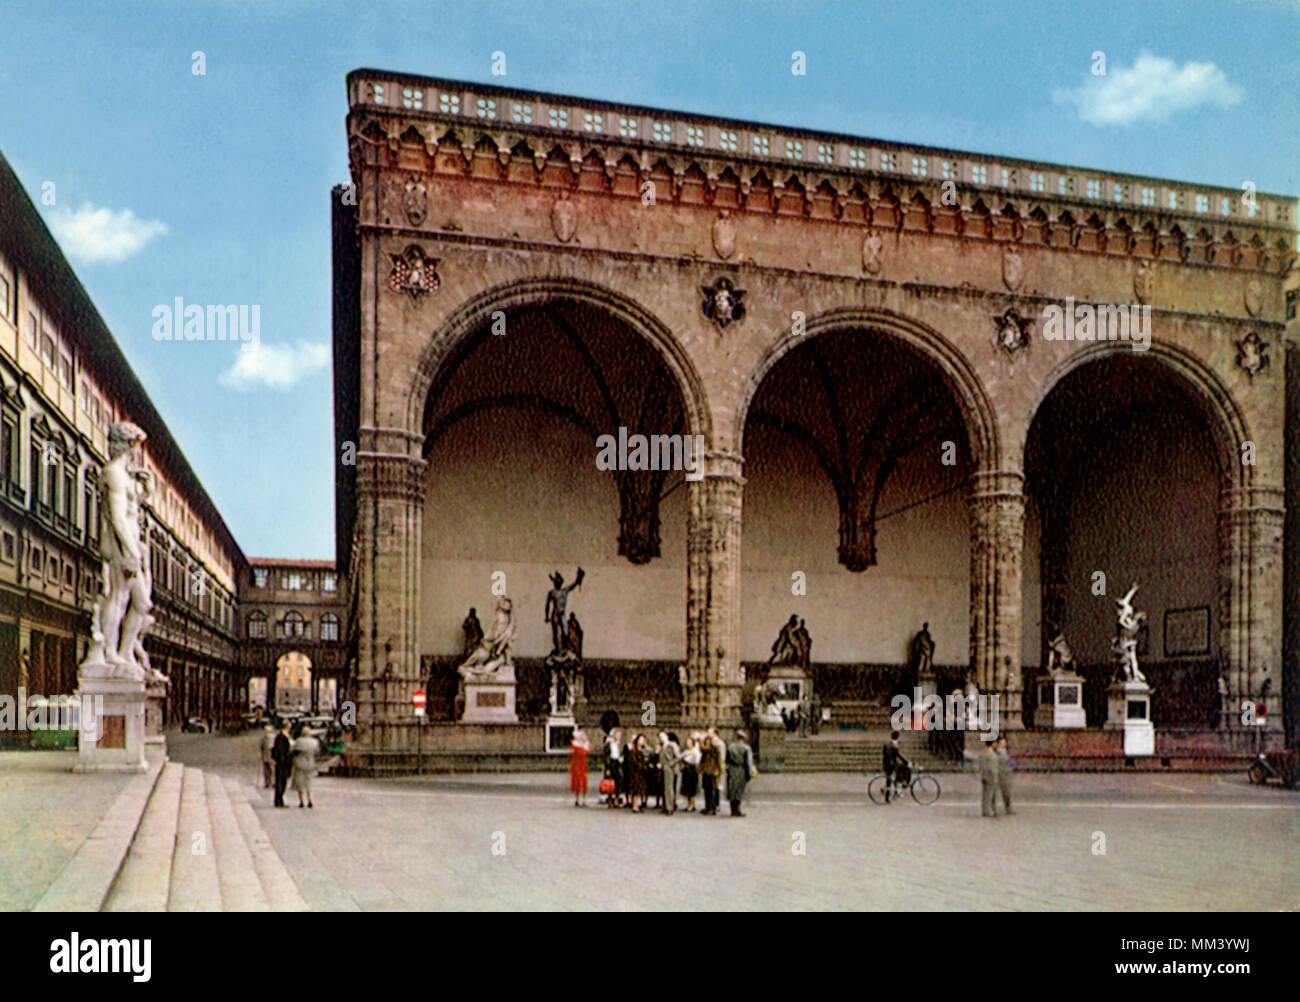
[259,724,275,789]
[979,740,999,818]
[725,730,757,817]
[272,720,293,808]
[994,736,1014,814]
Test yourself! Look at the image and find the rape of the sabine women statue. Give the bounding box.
[81,422,164,685]
[1114,583,1147,684]
[457,597,517,682]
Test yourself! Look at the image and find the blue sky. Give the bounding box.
[1,0,1295,560]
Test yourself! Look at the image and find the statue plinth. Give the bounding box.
[1105,679,1155,755]
[75,669,148,773]
[1034,670,1086,729]
[144,676,169,764]
[461,673,518,724]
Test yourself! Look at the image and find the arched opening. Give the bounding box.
[418,295,700,720]
[740,323,977,714]
[275,651,312,713]
[1024,351,1230,728]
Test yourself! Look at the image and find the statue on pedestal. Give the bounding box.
[769,615,800,666]
[545,571,586,716]
[1114,583,1147,684]
[910,622,935,677]
[457,597,516,682]
[545,567,585,654]
[81,422,161,684]
[1045,623,1074,674]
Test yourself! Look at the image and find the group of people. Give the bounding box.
[259,721,322,809]
[568,725,757,816]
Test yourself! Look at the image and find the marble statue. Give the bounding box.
[545,567,585,654]
[1045,625,1074,674]
[1114,583,1147,684]
[457,597,516,681]
[81,422,158,683]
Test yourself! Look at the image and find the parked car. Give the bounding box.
[182,717,211,733]
[241,708,267,729]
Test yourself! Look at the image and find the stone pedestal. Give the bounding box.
[545,712,575,753]
[461,678,518,724]
[144,678,169,765]
[1105,679,1155,756]
[1034,671,1086,729]
[74,675,148,773]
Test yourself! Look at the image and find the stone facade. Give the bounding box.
[334,70,1298,763]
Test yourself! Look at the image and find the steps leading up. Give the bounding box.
[167,766,223,911]
[227,779,309,912]
[103,762,183,912]
[204,772,270,912]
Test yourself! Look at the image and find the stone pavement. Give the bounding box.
[167,733,1300,911]
[0,751,133,910]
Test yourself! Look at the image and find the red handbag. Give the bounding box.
[599,778,616,795]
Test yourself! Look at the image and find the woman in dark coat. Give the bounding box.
[627,734,649,812]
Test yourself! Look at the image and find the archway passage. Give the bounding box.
[275,651,313,713]
[419,299,693,671]
[741,327,973,681]
[1024,353,1224,727]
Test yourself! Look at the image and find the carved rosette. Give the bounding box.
[388,245,440,298]
[991,309,1032,358]
[701,277,746,328]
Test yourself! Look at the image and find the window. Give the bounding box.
[247,610,267,640]
[1059,176,1075,196]
[583,111,603,132]
[881,152,897,172]
[849,148,866,169]
[29,442,41,505]
[63,467,74,520]
[1001,167,1019,187]
[371,83,385,105]
[912,156,928,177]
[282,571,303,590]
[46,556,58,583]
[0,418,15,486]
[0,531,13,564]
[41,334,54,366]
[1168,190,1185,210]
[30,546,42,575]
[1220,196,1232,216]
[548,107,568,129]
[1086,179,1101,199]
[1286,289,1298,321]
[1029,172,1045,193]
[941,160,955,180]
[277,610,307,639]
[322,573,337,594]
[63,563,73,589]
[253,567,268,588]
[1195,194,1209,213]
[0,275,8,320]
[83,474,95,539]
[970,164,987,184]
[718,129,736,151]
[59,353,73,389]
[401,88,423,110]
[751,135,770,156]
[476,98,496,120]
[785,139,803,160]
[438,93,459,114]
[618,116,637,138]
[817,143,834,165]
[26,312,37,349]
[512,102,532,123]
[685,125,704,147]
[1141,187,1155,207]
[653,121,672,143]
[1114,183,1129,202]
[321,614,340,642]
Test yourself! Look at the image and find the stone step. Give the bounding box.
[226,778,309,912]
[32,756,167,912]
[103,761,184,912]
[167,766,222,911]
[204,772,270,912]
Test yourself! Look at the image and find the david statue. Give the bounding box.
[81,422,164,685]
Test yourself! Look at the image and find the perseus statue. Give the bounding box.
[544,567,585,654]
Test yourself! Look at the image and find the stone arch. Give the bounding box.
[734,306,1002,472]
[1024,340,1250,491]
[407,277,711,443]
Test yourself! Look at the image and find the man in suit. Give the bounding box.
[881,731,910,803]
[979,740,999,818]
[699,727,724,815]
[272,720,294,808]
[657,731,681,814]
[259,725,275,788]
[725,730,758,817]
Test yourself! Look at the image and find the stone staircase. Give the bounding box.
[779,728,967,773]
[37,758,307,912]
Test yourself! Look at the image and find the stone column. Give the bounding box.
[683,451,745,729]
[968,469,1026,730]
[353,448,427,755]
[1218,485,1285,730]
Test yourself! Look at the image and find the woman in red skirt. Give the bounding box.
[570,726,591,806]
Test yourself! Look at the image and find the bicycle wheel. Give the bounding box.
[910,774,940,805]
[867,774,890,804]
[1247,762,1268,785]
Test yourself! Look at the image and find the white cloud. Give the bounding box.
[46,202,169,264]
[219,341,330,391]
[1053,51,1244,126]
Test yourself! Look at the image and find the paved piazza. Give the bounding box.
[174,734,1300,911]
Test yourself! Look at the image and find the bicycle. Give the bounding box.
[868,766,941,805]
